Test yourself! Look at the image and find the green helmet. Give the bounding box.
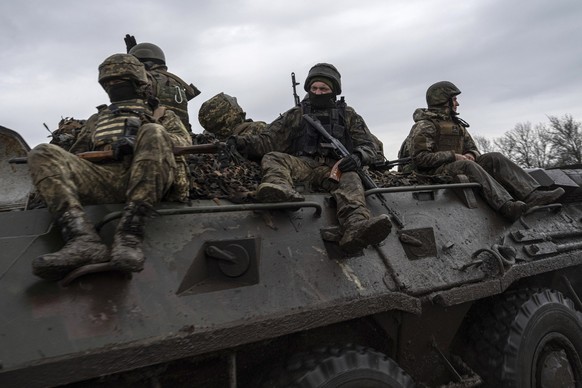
[304,63,342,94]
[98,53,149,86]
[426,81,461,107]
[198,93,246,140]
[129,42,166,64]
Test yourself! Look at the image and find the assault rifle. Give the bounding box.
[303,114,403,228]
[8,142,231,165]
[291,72,300,106]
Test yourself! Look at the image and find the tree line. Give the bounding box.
[473,114,582,169]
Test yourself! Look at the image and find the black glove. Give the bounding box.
[338,153,361,172]
[226,136,246,153]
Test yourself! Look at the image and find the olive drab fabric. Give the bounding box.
[197,93,267,140]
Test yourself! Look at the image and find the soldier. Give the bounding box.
[401,81,564,221]
[128,40,200,130]
[228,63,391,254]
[198,92,267,140]
[27,53,192,281]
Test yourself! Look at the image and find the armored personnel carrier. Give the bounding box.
[2,125,582,387]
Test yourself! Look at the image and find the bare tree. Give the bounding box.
[473,135,496,154]
[493,122,552,168]
[547,114,582,166]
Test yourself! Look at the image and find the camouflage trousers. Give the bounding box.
[28,124,185,215]
[261,152,370,228]
[435,152,540,210]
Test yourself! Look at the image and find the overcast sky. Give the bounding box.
[1,0,581,159]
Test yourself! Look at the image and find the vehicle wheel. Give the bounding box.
[258,344,415,388]
[464,288,582,387]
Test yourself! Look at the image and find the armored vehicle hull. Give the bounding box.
[2,127,582,387]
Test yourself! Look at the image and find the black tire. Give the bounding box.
[464,288,582,387]
[259,344,415,388]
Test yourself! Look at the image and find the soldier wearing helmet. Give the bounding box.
[198,92,266,141]
[227,63,391,254]
[400,81,564,221]
[128,40,200,130]
[26,53,192,281]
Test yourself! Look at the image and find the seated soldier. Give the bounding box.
[228,63,391,254]
[401,81,564,221]
[27,53,192,281]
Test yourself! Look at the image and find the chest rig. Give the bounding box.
[293,98,353,158]
[432,118,466,154]
[92,100,149,149]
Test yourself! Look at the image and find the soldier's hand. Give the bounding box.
[463,153,476,162]
[455,153,468,161]
[226,136,246,153]
[338,153,361,172]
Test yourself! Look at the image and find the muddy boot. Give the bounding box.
[32,208,109,281]
[499,200,528,221]
[525,187,565,207]
[110,202,153,273]
[256,182,305,203]
[339,214,392,254]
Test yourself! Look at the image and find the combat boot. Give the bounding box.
[32,207,109,281]
[525,187,565,207]
[499,200,528,221]
[110,202,153,273]
[256,182,305,203]
[339,214,392,254]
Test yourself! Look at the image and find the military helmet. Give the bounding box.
[426,81,461,107]
[304,63,342,95]
[198,93,246,140]
[98,53,149,86]
[129,42,166,64]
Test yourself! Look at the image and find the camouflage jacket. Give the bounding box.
[241,104,377,164]
[407,108,480,173]
[70,103,191,154]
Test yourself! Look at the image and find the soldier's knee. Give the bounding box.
[28,143,64,165]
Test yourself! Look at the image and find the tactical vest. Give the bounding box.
[293,98,353,158]
[433,119,465,154]
[92,100,149,149]
[149,68,199,128]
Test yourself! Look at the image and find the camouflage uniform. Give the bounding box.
[236,64,390,251]
[403,81,563,218]
[27,53,191,281]
[198,92,266,140]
